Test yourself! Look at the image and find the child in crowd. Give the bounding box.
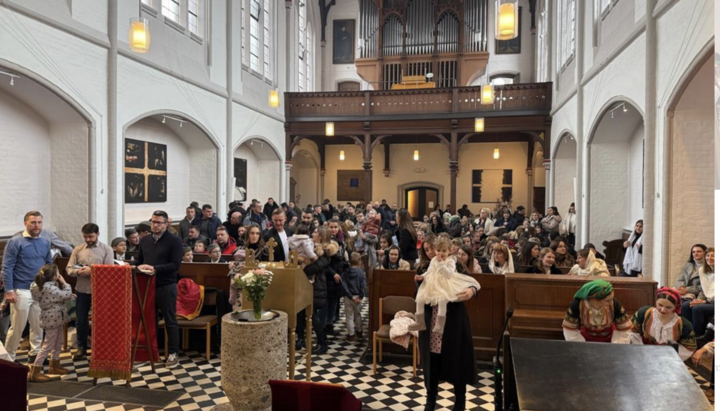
[111,237,127,260]
[408,239,480,334]
[28,264,73,382]
[193,241,207,254]
[344,220,358,253]
[182,247,194,263]
[341,252,367,342]
[376,235,393,268]
[208,244,227,263]
[357,209,381,268]
[450,238,463,259]
[288,223,319,271]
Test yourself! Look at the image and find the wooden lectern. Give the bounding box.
[243,247,314,380]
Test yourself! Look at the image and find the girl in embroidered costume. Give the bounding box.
[630,287,696,361]
[408,238,480,334]
[562,279,633,343]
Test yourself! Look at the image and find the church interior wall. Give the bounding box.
[627,123,645,230]
[50,122,90,244]
[290,140,322,206]
[123,119,191,224]
[234,140,281,207]
[553,135,576,212]
[667,55,714,285]
[0,89,52,237]
[322,0,364,91]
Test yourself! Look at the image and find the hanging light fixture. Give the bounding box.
[495,0,519,41]
[414,150,419,161]
[339,150,345,161]
[481,84,495,105]
[325,122,335,136]
[268,89,280,108]
[475,117,485,133]
[493,147,500,160]
[129,18,150,53]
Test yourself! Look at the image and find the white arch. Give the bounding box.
[233,135,283,161]
[585,96,645,146]
[0,58,98,224]
[123,109,221,149]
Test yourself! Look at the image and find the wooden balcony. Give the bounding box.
[284,82,553,122]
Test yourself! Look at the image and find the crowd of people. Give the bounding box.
[0,198,714,406]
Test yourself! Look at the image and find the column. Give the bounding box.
[526,167,534,211]
[449,162,459,214]
[284,161,292,202]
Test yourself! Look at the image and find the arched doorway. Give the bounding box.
[552,133,576,215]
[0,64,92,244]
[587,100,644,248]
[664,52,714,285]
[123,113,219,225]
[290,149,320,206]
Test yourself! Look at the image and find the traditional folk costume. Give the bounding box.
[630,296,696,362]
[409,257,480,334]
[562,280,632,343]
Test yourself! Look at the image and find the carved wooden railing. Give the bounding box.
[285,82,552,120]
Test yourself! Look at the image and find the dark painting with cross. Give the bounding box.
[124,138,168,203]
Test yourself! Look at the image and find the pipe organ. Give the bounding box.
[356,0,490,90]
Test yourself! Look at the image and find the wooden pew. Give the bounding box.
[506,274,657,340]
[369,269,506,361]
[192,254,233,263]
[55,257,233,296]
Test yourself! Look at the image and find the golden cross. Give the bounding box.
[125,141,167,201]
[265,238,277,262]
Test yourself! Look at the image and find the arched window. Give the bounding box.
[557,0,576,71]
[298,0,314,91]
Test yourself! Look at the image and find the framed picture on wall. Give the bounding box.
[337,170,364,201]
[124,138,168,203]
[495,7,521,54]
[333,20,355,64]
[234,158,248,202]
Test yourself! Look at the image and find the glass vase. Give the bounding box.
[252,297,263,321]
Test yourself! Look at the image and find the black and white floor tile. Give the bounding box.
[21,300,713,411]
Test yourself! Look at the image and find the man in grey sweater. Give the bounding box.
[66,223,114,360]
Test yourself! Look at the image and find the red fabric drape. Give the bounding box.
[269,380,362,411]
[176,278,204,321]
[132,273,159,362]
[88,265,133,380]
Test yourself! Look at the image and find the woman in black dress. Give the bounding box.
[414,236,478,411]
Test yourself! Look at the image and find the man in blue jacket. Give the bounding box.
[199,204,222,241]
[2,211,53,362]
[132,210,183,368]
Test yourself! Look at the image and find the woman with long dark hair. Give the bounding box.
[622,220,643,277]
[381,245,411,270]
[430,214,446,235]
[457,245,481,274]
[541,206,562,233]
[395,208,418,266]
[518,241,540,267]
[526,248,562,274]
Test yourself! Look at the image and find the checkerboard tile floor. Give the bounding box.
[20,299,714,411]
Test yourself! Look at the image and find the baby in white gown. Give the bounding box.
[408,239,480,334]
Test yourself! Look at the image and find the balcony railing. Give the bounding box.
[285,82,552,121]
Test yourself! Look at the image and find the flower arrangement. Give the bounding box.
[232,268,274,320]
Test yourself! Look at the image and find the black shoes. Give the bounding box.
[295,339,306,351]
[73,348,87,361]
[312,344,328,355]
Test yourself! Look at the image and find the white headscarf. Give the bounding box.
[623,230,643,274]
[489,245,515,274]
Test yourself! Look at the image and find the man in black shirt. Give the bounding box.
[132,210,183,368]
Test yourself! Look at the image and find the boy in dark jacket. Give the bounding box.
[341,252,367,342]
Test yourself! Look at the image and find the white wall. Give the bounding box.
[50,123,90,243]
[627,124,644,229]
[0,90,51,236]
[234,143,281,205]
[667,56,714,285]
[321,0,364,91]
[123,119,190,223]
[589,141,630,247]
[553,137,576,212]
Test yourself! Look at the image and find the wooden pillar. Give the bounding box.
[318,143,326,203]
[449,131,459,214]
[363,133,373,203]
[383,140,391,177]
[527,138,535,211]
